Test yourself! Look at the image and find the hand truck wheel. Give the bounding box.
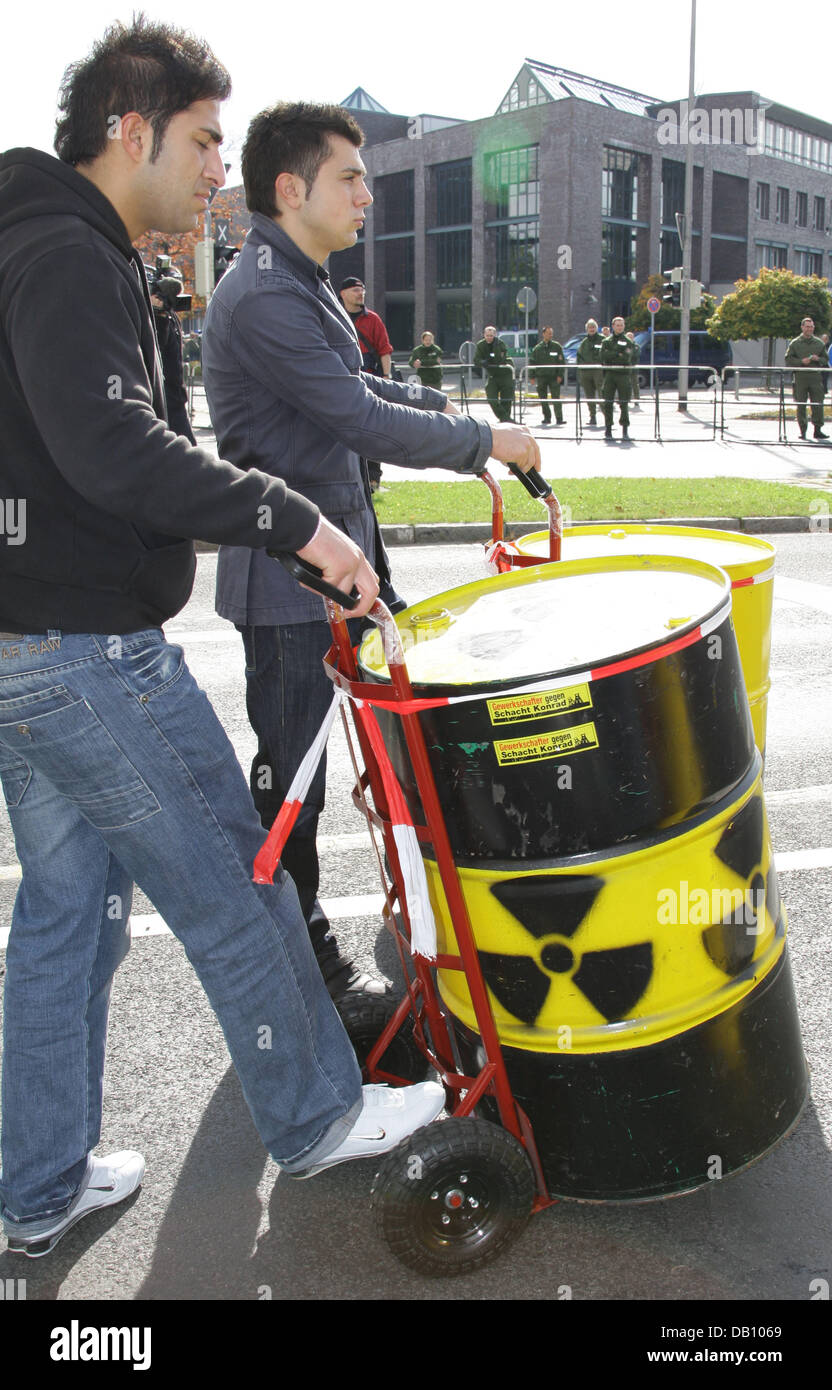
[337,993,427,1084]
[370,1116,535,1276]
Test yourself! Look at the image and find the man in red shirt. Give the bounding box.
[339,276,393,489]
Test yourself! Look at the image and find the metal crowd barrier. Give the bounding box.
[517,363,719,441]
[720,365,830,445]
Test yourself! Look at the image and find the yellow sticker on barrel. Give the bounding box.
[495,721,599,764]
[487,683,593,725]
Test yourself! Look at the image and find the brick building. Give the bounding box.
[338,61,832,353]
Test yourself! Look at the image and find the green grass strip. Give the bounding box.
[372,477,828,524]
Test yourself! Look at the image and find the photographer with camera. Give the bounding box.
[150,269,196,443]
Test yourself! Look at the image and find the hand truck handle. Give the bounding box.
[269,551,361,610]
[506,461,552,498]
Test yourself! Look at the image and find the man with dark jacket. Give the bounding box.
[151,275,196,442]
[201,103,540,1006]
[338,276,394,489]
[529,326,565,425]
[0,17,446,1259]
[600,316,635,440]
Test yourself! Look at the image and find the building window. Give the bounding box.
[485,146,539,219]
[814,196,826,232]
[374,170,414,235]
[660,160,685,229]
[495,222,539,284]
[764,121,832,171]
[435,229,471,287]
[755,242,788,270]
[775,187,789,224]
[795,248,823,276]
[382,236,414,290]
[603,147,639,221]
[795,192,808,228]
[756,182,770,220]
[602,224,638,282]
[433,160,472,227]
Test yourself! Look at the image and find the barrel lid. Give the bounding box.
[360,554,731,688]
[519,524,775,574]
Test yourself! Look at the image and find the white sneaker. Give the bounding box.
[289,1082,445,1179]
[4,1151,145,1258]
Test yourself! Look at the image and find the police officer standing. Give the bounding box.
[600,315,635,440]
[409,330,443,388]
[785,317,829,440]
[529,325,565,425]
[474,325,514,421]
[576,318,604,426]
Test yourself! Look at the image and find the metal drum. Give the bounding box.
[358,556,755,861]
[425,765,807,1198]
[358,556,808,1199]
[512,524,775,755]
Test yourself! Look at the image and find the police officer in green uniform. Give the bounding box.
[576,318,604,426]
[530,325,565,425]
[409,331,443,388]
[600,316,635,440]
[785,317,829,440]
[474,325,514,421]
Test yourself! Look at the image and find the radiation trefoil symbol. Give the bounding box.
[477,797,783,1029]
[479,875,653,1027]
[704,795,782,977]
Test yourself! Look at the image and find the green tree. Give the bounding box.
[627,273,717,331]
[705,268,831,368]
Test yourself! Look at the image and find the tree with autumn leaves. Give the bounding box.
[134,188,251,312]
[705,267,831,369]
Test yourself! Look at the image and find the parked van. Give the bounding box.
[498,329,538,366]
[633,330,732,387]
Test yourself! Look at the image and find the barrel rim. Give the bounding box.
[360,553,733,694]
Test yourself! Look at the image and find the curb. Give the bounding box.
[194,515,817,553]
[378,516,814,546]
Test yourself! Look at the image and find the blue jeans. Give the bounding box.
[0,629,362,1225]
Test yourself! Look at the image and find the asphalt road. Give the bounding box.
[1,535,830,1329]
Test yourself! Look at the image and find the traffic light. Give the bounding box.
[688,279,703,309]
[663,267,682,309]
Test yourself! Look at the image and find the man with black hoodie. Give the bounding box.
[0,17,445,1259]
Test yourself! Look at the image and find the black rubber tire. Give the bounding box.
[337,993,427,1084]
[371,1117,536,1277]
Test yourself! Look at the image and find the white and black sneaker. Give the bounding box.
[4,1151,145,1257]
[288,1083,445,1179]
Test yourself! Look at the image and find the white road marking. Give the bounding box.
[2,848,832,951]
[775,577,832,615]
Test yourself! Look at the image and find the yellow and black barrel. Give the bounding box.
[511,524,775,755]
[358,557,808,1199]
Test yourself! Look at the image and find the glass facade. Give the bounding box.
[375,170,414,235]
[435,229,471,287]
[604,148,639,221]
[763,120,832,172]
[603,148,643,322]
[485,146,540,219]
[434,159,472,226]
[436,300,472,356]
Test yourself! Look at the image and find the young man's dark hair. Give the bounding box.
[241,102,364,216]
[54,14,231,165]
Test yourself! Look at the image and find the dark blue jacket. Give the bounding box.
[203,214,492,625]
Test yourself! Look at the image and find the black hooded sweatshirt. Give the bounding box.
[0,148,319,633]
